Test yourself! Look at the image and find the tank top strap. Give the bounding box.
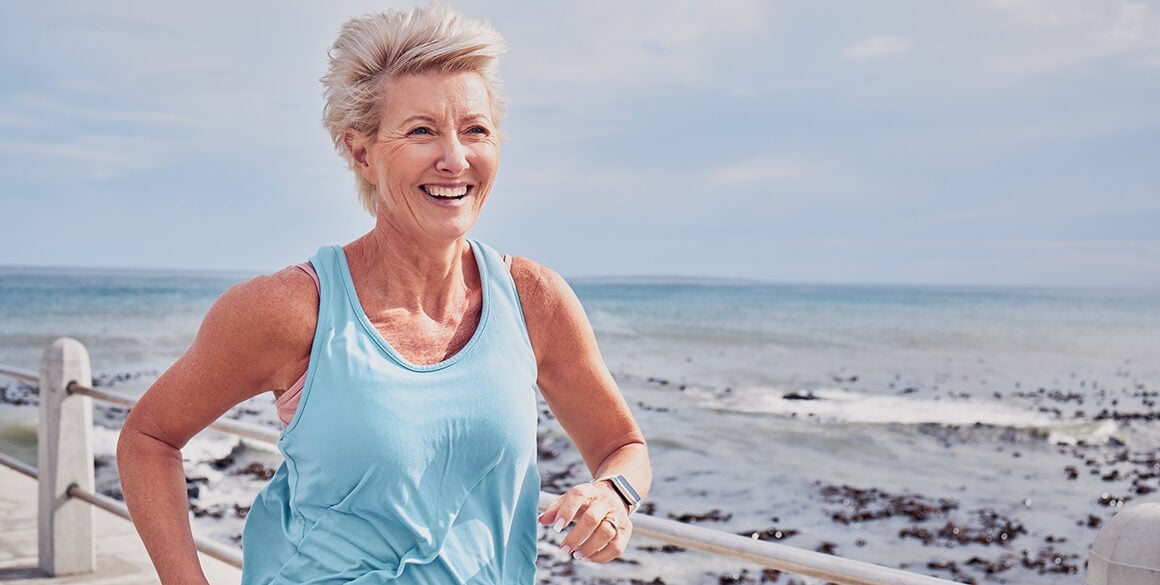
[470,239,533,352]
[308,245,346,328]
[276,245,342,435]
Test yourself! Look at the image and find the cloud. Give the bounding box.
[708,156,815,188]
[982,0,1160,77]
[5,95,190,129]
[985,238,1159,255]
[500,154,685,206]
[0,93,203,180]
[500,0,771,107]
[0,141,134,167]
[0,111,36,128]
[844,35,912,61]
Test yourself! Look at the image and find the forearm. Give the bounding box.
[117,427,209,585]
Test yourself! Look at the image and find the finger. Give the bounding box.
[573,515,620,561]
[539,489,585,530]
[585,527,629,563]
[537,495,564,527]
[545,486,594,534]
[559,501,609,556]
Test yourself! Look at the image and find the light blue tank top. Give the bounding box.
[241,240,540,585]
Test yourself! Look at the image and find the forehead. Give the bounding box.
[379,71,493,124]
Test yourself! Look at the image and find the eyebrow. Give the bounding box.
[397,115,438,126]
[393,113,493,127]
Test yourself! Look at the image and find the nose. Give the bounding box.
[435,135,469,175]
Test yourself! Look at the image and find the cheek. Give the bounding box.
[370,149,429,187]
[473,146,500,178]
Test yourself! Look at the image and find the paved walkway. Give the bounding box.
[0,465,240,585]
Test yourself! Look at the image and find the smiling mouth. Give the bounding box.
[421,185,469,200]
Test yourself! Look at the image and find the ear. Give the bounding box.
[344,128,375,183]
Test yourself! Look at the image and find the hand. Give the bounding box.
[538,480,633,562]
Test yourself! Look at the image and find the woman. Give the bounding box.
[116,4,650,584]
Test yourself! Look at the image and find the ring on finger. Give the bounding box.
[603,514,620,531]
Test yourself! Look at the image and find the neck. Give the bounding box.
[344,222,476,316]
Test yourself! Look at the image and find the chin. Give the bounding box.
[426,221,478,243]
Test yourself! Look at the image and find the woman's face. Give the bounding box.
[354,71,499,244]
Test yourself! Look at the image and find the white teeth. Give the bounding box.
[424,185,468,198]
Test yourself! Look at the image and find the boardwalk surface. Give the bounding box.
[0,465,241,585]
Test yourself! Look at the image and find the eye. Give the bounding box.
[408,127,432,136]
[466,125,490,136]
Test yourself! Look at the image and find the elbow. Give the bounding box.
[116,413,182,476]
[115,420,148,477]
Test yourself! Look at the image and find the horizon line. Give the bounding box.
[2,263,1157,293]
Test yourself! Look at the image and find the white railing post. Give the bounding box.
[1088,502,1160,584]
[37,337,96,575]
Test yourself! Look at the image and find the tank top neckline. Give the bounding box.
[330,239,492,373]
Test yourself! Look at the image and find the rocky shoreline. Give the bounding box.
[3,365,1159,585]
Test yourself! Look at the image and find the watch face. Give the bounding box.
[609,476,641,514]
[612,475,641,502]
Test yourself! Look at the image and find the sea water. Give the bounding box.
[2,266,1158,584]
[566,280,1160,583]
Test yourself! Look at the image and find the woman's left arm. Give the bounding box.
[511,258,652,563]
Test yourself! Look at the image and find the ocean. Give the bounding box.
[2,265,1158,585]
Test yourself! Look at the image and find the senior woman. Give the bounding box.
[116,5,650,584]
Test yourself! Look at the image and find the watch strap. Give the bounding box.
[592,474,642,514]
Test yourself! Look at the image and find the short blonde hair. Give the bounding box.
[321,3,507,215]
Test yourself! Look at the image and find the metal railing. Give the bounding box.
[0,364,37,384]
[0,338,965,584]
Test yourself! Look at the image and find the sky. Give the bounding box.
[1,0,1158,287]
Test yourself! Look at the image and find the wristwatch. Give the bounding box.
[592,474,642,514]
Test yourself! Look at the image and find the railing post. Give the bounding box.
[37,337,96,575]
[1087,503,1160,584]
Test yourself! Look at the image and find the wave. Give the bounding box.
[587,309,638,336]
[695,386,1119,445]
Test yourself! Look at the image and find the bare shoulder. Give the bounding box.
[508,256,596,366]
[182,265,318,391]
[209,266,318,343]
[508,256,578,325]
[122,265,319,447]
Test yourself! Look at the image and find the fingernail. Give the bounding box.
[572,550,586,561]
[560,544,572,556]
[553,518,565,533]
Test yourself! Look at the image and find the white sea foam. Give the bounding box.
[586,309,637,336]
[91,425,121,456]
[1047,420,1120,446]
[706,386,1048,427]
[698,386,1124,445]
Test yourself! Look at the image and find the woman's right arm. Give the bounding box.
[116,268,317,585]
